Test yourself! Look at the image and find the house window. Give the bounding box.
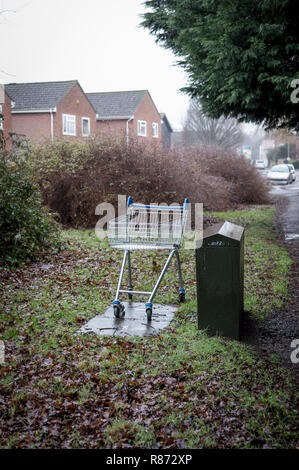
[138,120,147,137]
[0,104,3,130]
[152,122,159,138]
[62,114,76,136]
[82,117,90,137]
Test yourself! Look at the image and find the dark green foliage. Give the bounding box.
[142,0,299,130]
[292,159,299,169]
[0,152,61,266]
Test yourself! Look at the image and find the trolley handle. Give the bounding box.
[127,196,189,211]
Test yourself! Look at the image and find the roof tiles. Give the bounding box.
[86,90,147,119]
[5,80,78,111]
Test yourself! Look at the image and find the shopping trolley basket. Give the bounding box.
[108,196,189,321]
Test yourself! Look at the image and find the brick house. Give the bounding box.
[86,90,162,144]
[5,80,97,142]
[0,90,12,150]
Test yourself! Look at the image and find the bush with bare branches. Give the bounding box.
[27,137,269,228]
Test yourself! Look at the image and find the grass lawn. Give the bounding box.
[0,206,297,448]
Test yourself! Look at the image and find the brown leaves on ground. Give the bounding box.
[0,230,297,449]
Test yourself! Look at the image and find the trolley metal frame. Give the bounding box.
[108,196,189,321]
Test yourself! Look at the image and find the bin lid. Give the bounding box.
[201,221,244,247]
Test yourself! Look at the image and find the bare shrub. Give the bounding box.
[188,145,270,205]
[27,137,269,228]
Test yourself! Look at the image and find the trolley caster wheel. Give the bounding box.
[179,292,185,303]
[113,304,125,318]
[146,308,152,322]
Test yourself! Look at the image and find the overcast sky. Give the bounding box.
[0,0,190,130]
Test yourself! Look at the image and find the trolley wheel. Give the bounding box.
[113,304,125,318]
[179,292,185,303]
[146,307,152,322]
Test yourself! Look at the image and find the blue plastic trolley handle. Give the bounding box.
[183,198,189,208]
[127,196,189,210]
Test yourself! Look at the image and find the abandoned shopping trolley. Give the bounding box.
[108,196,190,321]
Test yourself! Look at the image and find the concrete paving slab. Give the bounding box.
[78,302,177,337]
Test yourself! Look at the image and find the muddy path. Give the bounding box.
[242,174,299,380]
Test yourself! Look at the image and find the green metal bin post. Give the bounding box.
[196,221,244,340]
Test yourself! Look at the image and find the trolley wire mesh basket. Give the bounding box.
[109,200,188,250]
[108,196,189,321]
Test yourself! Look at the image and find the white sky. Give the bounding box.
[0,0,190,130]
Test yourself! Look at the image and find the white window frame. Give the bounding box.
[62,113,76,136]
[0,104,3,130]
[138,120,147,137]
[82,117,90,137]
[152,122,159,138]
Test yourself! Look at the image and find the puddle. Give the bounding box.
[285,233,299,241]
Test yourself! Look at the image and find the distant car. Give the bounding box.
[255,160,266,169]
[287,164,296,182]
[267,164,293,185]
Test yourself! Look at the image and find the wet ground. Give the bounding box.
[79,171,298,375]
[242,170,299,376]
[79,302,177,337]
[269,170,299,241]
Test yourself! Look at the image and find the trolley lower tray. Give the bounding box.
[78,302,177,337]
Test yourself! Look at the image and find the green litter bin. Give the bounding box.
[196,221,244,340]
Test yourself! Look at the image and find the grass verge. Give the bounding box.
[206,206,292,318]
[0,206,297,448]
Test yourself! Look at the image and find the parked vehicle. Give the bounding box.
[287,164,296,182]
[267,164,293,185]
[255,160,266,169]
